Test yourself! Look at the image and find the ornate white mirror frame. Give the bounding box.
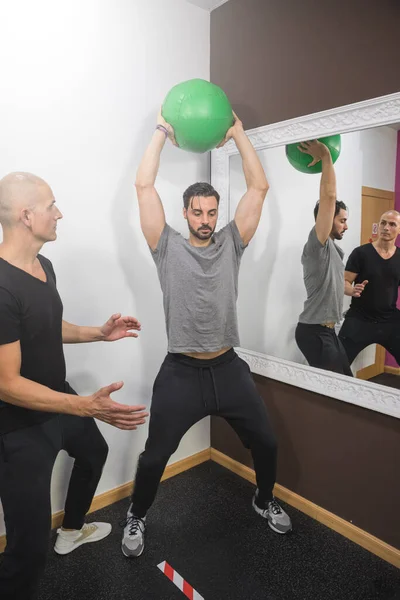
[211,91,400,420]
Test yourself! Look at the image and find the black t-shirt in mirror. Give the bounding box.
[345,243,400,322]
[0,254,67,433]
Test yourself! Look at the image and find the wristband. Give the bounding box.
[156,124,168,138]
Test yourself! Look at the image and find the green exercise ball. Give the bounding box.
[285,134,341,174]
[161,79,233,153]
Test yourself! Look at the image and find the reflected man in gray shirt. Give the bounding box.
[295,140,352,376]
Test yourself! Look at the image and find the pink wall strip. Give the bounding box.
[385,129,400,368]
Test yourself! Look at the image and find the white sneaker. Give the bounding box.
[121,504,146,558]
[54,522,112,555]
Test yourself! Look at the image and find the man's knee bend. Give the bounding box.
[138,448,172,474]
[254,433,277,457]
[84,438,109,473]
[96,437,109,466]
[266,435,278,456]
[141,434,181,466]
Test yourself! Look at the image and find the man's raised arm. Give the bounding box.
[135,112,176,250]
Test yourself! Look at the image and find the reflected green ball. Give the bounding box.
[286,134,341,174]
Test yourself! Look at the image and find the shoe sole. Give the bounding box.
[121,543,144,558]
[267,520,292,535]
[54,529,112,555]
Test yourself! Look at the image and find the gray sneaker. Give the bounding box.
[121,504,146,557]
[252,490,292,534]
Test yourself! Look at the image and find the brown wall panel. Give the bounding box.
[211,375,400,549]
[211,0,400,129]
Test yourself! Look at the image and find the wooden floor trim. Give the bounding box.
[0,448,211,554]
[3,445,398,570]
[384,365,400,376]
[210,448,400,569]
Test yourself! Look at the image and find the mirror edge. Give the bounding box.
[211,91,400,419]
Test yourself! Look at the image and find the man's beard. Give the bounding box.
[332,228,343,240]
[188,222,215,240]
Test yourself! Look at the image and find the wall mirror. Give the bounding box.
[211,92,400,419]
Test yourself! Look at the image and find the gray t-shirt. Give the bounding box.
[151,220,246,353]
[298,226,345,325]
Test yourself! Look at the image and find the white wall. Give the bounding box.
[0,0,210,535]
[229,126,397,368]
[361,127,397,191]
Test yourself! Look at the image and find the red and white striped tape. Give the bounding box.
[157,561,204,600]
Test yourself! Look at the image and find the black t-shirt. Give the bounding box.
[0,254,67,433]
[345,243,400,322]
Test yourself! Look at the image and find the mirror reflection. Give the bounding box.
[230,123,400,388]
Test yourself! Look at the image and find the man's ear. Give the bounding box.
[20,208,33,228]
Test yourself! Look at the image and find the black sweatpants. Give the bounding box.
[295,322,353,376]
[0,385,108,600]
[339,316,400,366]
[131,349,277,518]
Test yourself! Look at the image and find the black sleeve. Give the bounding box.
[345,247,363,274]
[0,287,21,345]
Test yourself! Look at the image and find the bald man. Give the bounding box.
[0,173,147,600]
[339,210,400,367]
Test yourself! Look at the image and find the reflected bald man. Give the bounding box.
[0,173,147,600]
[339,210,400,367]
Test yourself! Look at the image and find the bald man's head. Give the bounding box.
[0,172,62,244]
[378,210,400,242]
[381,210,400,220]
[0,172,51,228]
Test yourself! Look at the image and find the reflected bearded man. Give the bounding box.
[295,140,352,376]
